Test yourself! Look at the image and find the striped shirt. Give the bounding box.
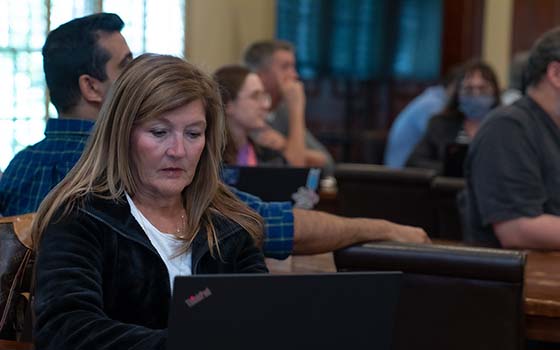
[0,118,94,216]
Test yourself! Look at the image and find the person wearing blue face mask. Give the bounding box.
[406,60,501,174]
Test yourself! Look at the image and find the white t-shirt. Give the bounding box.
[126,194,192,290]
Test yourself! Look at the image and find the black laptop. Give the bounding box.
[443,142,469,178]
[167,272,401,350]
[222,165,321,208]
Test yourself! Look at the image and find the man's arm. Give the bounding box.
[279,80,307,166]
[250,127,327,167]
[494,214,560,250]
[303,149,328,168]
[291,208,430,255]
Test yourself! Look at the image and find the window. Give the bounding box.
[0,0,185,171]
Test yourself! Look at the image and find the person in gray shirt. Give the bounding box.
[243,40,334,174]
[464,27,560,249]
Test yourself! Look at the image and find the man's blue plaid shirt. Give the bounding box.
[229,187,294,259]
[0,118,294,259]
[0,118,94,217]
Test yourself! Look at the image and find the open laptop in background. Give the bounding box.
[222,165,321,208]
[167,272,401,350]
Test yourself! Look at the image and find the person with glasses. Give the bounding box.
[215,64,295,166]
[406,60,501,174]
[243,40,333,173]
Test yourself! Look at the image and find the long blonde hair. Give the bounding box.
[32,53,263,254]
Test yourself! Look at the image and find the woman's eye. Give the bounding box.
[186,131,202,139]
[150,129,167,137]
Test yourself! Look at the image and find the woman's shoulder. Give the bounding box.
[209,211,246,237]
[45,194,128,238]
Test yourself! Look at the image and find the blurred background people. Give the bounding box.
[406,60,501,174]
[243,40,334,173]
[214,64,287,166]
[384,68,458,168]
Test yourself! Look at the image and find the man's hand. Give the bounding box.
[251,127,287,151]
[384,223,431,244]
[280,80,305,112]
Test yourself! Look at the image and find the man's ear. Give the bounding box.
[78,74,105,103]
[546,61,560,89]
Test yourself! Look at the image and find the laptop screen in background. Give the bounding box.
[222,165,321,208]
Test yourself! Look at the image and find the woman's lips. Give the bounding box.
[160,168,184,177]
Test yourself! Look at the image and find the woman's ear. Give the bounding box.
[78,74,105,103]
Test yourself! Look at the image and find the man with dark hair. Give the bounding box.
[465,27,560,249]
[243,40,335,173]
[0,13,132,216]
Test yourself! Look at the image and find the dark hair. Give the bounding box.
[243,39,294,71]
[214,65,251,105]
[213,65,252,165]
[446,60,501,115]
[42,12,124,113]
[440,64,462,88]
[509,51,529,91]
[525,27,560,87]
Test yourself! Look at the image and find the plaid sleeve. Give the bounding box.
[230,187,294,260]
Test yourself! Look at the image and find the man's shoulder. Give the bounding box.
[1,142,44,176]
[5,136,83,171]
[478,98,535,134]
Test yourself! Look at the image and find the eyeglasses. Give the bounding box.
[459,85,494,96]
[239,91,271,105]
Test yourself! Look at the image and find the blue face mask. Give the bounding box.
[458,94,495,121]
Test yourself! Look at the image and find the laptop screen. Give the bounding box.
[168,272,401,350]
[222,165,321,208]
[443,142,469,178]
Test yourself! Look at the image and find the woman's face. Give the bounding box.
[460,70,495,97]
[130,99,206,201]
[227,73,271,132]
[458,70,496,120]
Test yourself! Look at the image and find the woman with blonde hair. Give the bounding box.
[32,53,267,349]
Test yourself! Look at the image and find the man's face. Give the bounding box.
[96,31,133,98]
[259,49,298,99]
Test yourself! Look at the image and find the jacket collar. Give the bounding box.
[79,194,242,269]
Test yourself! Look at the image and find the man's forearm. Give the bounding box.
[291,209,429,255]
[283,103,306,166]
[494,214,560,249]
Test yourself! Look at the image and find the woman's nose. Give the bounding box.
[167,133,186,157]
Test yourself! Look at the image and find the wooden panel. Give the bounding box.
[441,0,485,75]
[512,0,560,54]
[303,0,486,164]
